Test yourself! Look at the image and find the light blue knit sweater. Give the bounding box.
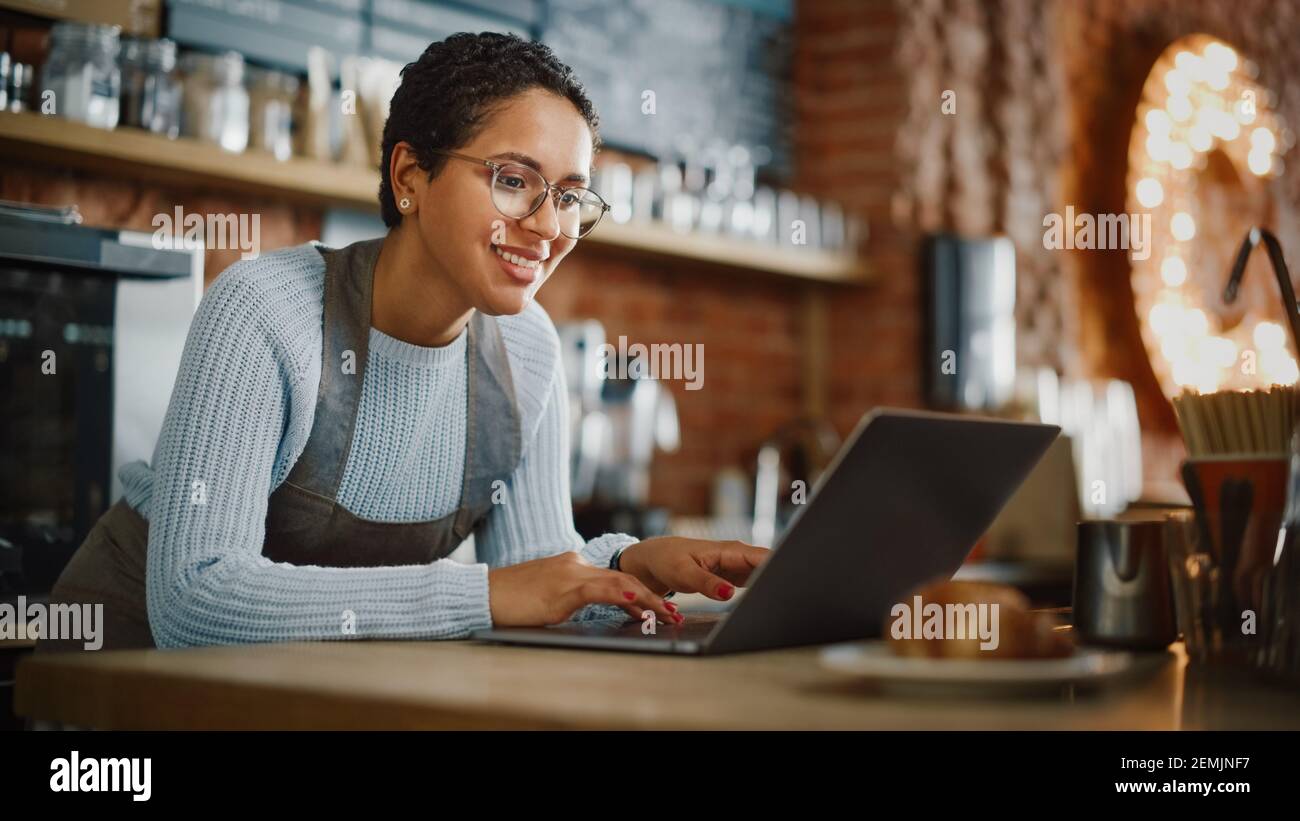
[120,241,638,647]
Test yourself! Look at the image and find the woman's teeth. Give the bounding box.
[492,244,541,269]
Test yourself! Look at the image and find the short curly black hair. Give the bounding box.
[378,32,602,228]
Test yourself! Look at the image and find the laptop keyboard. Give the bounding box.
[546,613,724,640]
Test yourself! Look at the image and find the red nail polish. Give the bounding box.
[719,584,734,599]
[665,602,678,612]
[674,614,685,623]
[623,591,636,601]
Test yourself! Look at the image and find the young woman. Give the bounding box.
[38,32,769,651]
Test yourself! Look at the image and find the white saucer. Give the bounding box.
[818,641,1168,695]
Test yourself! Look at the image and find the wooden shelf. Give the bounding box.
[0,110,870,283]
[580,219,868,283]
[0,0,161,36]
[0,110,376,209]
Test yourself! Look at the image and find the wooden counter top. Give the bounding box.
[15,638,1300,731]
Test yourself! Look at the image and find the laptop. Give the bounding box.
[471,408,1060,655]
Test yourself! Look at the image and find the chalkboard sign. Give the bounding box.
[541,0,792,177]
[162,0,791,176]
[368,0,533,65]
[167,0,365,73]
[165,0,535,73]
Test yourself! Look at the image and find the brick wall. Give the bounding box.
[793,0,924,438]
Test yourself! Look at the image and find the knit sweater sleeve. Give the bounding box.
[145,261,493,648]
[475,302,640,623]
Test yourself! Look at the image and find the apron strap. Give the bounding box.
[283,238,381,499]
[453,310,523,540]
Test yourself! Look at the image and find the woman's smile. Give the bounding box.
[491,242,548,286]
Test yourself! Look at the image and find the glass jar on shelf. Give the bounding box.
[180,50,249,153]
[119,37,181,138]
[40,22,122,129]
[247,66,298,161]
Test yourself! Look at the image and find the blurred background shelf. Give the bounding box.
[0,110,869,284]
[580,219,869,283]
[0,110,376,208]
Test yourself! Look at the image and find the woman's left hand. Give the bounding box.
[617,537,771,601]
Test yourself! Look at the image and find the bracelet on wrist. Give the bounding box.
[609,547,674,599]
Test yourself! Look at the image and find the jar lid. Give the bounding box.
[212,50,244,85]
[121,37,177,71]
[180,49,245,85]
[50,21,122,49]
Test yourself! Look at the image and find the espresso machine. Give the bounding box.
[557,320,680,540]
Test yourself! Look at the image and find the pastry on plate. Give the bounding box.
[884,580,1073,660]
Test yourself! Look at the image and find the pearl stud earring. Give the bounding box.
[399,197,411,210]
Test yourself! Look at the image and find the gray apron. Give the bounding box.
[37,237,522,652]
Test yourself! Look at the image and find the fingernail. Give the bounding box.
[718,584,734,599]
[664,602,678,612]
[673,614,685,623]
[623,591,636,601]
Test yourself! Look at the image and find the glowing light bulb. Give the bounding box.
[1147,132,1171,162]
[1204,42,1239,73]
[1165,68,1191,97]
[1206,336,1237,368]
[1189,124,1212,152]
[1237,97,1257,124]
[1161,256,1187,286]
[1261,350,1299,384]
[1135,177,1164,208]
[1170,352,1221,394]
[1249,149,1273,175]
[1171,211,1196,241]
[1213,111,1240,141]
[1254,321,1285,350]
[1150,303,1176,336]
[1167,95,1193,122]
[1251,126,1277,153]
[1145,108,1172,135]
[1171,359,1199,388]
[1169,141,1193,169]
[1175,51,1207,83]
[1280,358,1299,384]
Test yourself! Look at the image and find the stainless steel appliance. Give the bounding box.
[751,417,840,547]
[924,233,1016,411]
[556,319,680,539]
[0,201,202,594]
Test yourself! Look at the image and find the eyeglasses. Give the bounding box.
[430,149,610,239]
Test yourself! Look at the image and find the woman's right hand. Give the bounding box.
[487,551,681,628]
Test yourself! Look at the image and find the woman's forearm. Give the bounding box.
[147,549,492,647]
